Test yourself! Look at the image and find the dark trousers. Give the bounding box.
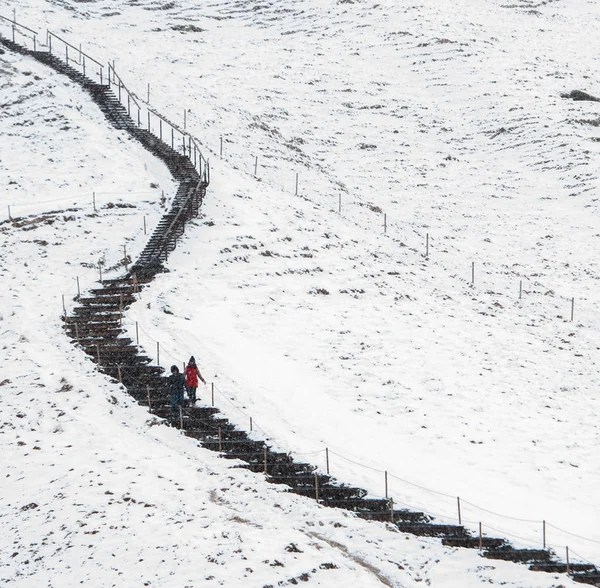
[188,386,197,403]
[170,391,184,419]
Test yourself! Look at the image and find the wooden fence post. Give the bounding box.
[384,471,388,498]
[295,172,299,196]
[478,522,483,551]
[211,382,214,406]
[457,496,462,525]
[471,262,475,285]
[156,341,160,366]
[314,472,319,501]
[325,447,330,475]
[76,276,80,298]
[571,297,575,322]
[218,426,222,451]
[542,519,546,549]
[93,191,96,212]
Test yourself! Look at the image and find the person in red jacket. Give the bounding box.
[185,356,206,404]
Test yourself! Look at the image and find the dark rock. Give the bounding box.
[563,90,600,102]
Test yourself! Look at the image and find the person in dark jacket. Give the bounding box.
[185,356,206,405]
[168,365,187,419]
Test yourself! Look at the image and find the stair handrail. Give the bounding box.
[161,179,203,243]
[107,63,141,110]
[140,100,208,180]
[0,14,39,49]
[107,63,207,180]
[107,62,142,125]
[47,30,105,84]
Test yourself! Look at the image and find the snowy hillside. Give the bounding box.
[1,0,600,585]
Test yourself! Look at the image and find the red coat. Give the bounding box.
[186,365,201,387]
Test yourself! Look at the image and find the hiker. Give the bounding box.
[185,356,206,405]
[168,365,187,419]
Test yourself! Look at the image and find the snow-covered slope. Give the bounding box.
[1,0,599,585]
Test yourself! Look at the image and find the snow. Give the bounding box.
[1,0,599,585]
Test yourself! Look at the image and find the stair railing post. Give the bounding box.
[566,546,570,574]
[325,447,330,475]
[74,322,79,343]
[211,382,214,406]
[117,365,122,384]
[156,341,160,366]
[314,472,319,502]
[384,470,388,498]
[82,55,86,77]
[457,496,462,525]
[135,321,139,346]
[478,522,483,552]
[218,426,222,451]
[390,497,395,523]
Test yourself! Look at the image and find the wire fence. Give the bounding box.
[83,305,600,563]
